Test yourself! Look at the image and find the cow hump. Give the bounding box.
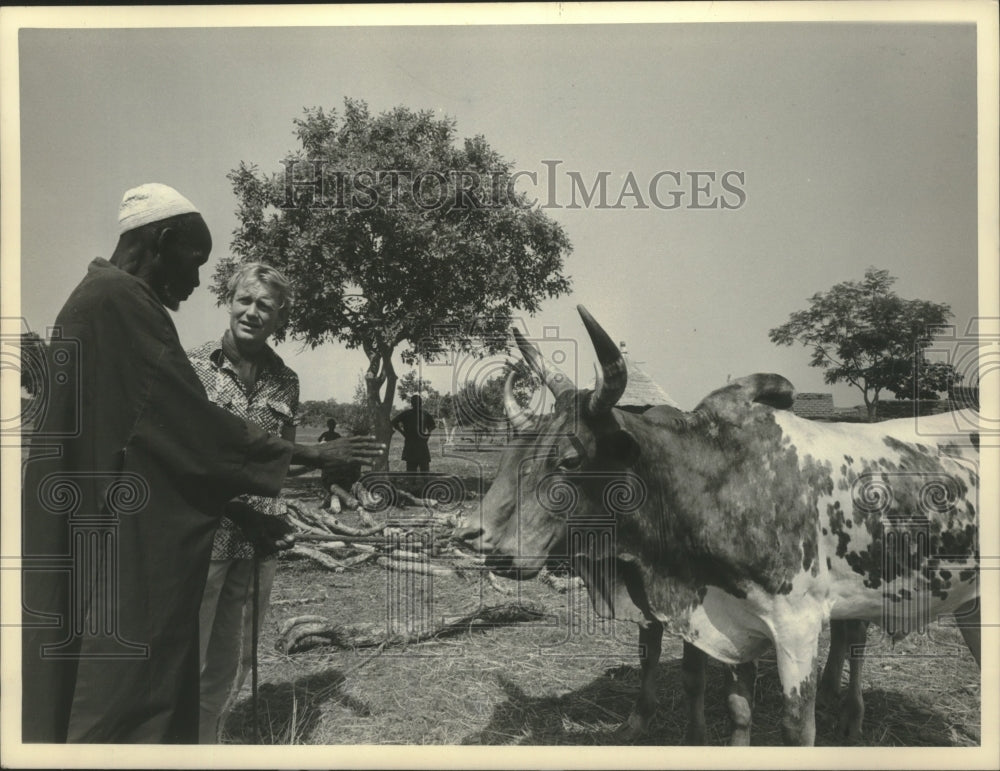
[695,373,796,415]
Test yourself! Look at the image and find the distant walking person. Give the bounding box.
[391,394,436,473]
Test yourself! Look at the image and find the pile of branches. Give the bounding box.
[283,500,481,579]
[275,497,553,654]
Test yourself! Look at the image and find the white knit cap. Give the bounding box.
[117,183,200,234]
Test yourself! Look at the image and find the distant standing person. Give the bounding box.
[317,418,340,443]
[317,418,360,512]
[391,394,436,473]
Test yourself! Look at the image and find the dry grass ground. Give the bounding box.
[219,430,981,747]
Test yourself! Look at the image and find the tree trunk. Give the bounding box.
[864,392,879,422]
[364,346,397,471]
[370,401,393,471]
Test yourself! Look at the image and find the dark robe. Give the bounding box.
[21,258,294,743]
[390,408,436,465]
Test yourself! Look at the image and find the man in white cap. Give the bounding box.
[21,184,384,744]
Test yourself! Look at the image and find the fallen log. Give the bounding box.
[295,545,346,571]
[312,541,349,553]
[285,510,328,536]
[281,624,334,651]
[385,516,448,529]
[386,548,427,562]
[342,551,377,568]
[284,541,377,569]
[278,614,327,637]
[295,533,389,545]
[280,488,320,501]
[295,501,383,536]
[376,556,456,577]
[322,516,384,537]
[277,602,549,653]
[326,483,360,511]
[271,591,328,608]
[385,538,431,551]
[487,571,514,595]
[294,503,334,533]
[538,567,584,594]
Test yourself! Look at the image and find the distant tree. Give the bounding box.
[298,398,339,427]
[769,268,959,421]
[453,365,534,448]
[437,392,456,424]
[296,382,375,434]
[396,370,442,415]
[436,391,458,445]
[217,98,572,468]
[889,360,961,401]
[338,375,373,435]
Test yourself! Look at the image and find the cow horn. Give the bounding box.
[512,327,575,398]
[578,305,627,414]
[503,370,536,431]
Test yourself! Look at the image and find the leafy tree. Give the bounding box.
[297,376,376,434]
[437,391,456,425]
[217,98,571,468]
[769,268,959,420]
[396,370,442,414]
[297,398,339,427]
[889,360,961,401]
[338,375,373,435]
[452,365,535,448]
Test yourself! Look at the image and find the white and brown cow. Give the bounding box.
[460,305,980,745]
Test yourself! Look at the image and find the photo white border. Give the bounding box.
[2,3,997,769]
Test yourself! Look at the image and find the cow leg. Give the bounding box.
[835,620,867,742]
[725,661,756,746]
[617,618,663,740]
[774,616,821,746]
[818,618,847,704]
[681,642,707,744]
[954,599,981,668]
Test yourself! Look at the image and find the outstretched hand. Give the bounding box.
[314,435,386,471]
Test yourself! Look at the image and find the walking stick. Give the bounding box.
[251,553,261,744]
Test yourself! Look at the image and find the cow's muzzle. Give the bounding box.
[455,524,485,549]
[453,525,543,579]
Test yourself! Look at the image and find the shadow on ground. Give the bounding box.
[461,656,978,746]
[461,658,691,746]
[223,668,373,744]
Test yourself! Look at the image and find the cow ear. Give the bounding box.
[598,429,640,466]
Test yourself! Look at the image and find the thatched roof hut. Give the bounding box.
[792,392,838,420]
[605,342,680,413]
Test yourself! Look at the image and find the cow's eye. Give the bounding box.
[558,452,582,470]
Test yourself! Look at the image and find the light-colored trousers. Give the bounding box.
[198,558,277,743]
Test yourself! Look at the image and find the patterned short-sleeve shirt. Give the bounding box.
[187,338,300,560]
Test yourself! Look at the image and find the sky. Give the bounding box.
[12,15,985,412]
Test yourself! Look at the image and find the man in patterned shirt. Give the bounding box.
[187,262,305,742]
